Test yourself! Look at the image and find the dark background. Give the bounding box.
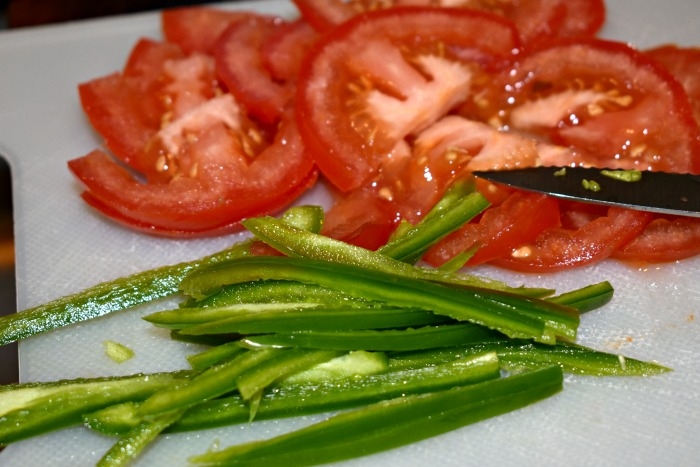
[0,0,248,385]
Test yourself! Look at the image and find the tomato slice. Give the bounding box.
[293,1,604,46]
[551,0,606,40]
[161,6,253,54]
[69,108,316,236]
[492,207,653,272]
[296,7,521,192]
[291,0,355,32]
[79,39,184,177]
[261,19,319,82]
[498,38,700,174]
[80,39,222,183]
[321,188,397,251]
[424,191,561,267]
[214,14,295,124]
[613,216,700,263]
[645,45,700,126]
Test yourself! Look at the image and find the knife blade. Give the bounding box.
[472,166,700,218]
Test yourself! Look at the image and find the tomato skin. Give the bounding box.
[645,45,700,127]
[261,19,319,82]
[78,39,184,177]
[492,207,653,272]
[291,0,354,32]
[161,6,253,54]
[214,15,295,124]
[613,217,700,263]
[296,6,521,192]
[69,108,317,236]
[293,0,605,46]
[500,38,700,174]
[321,189,397,251]
[423,191,561,267]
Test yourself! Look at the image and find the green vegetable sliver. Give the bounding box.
[174,305,452,335]
[377,186,490,262]
[180,256,560,343]
[242,216,552,296]
[241,323,499,351]
[138,348,280,417]
[97,409,184,467]
[188,366,563,466]
[0,241,253,345]
[0,371,189,445]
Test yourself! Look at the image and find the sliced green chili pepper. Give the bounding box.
[179,256,573,343]
[378,184,489,263]
[188,365,563,466]
[97,408,185,467]
[169,305,452,335]
[0,241,253,346]
[236,349,341,401]
[547,281,614,313]
[186,341,246,371]
[180,280,366,309]
[85,352,500,437]
[0,371,191,445]
[145,302,324,330]
[387,340,671,376]
[242,216,553,297]
[138,348,279,417]
[241,323,499,351]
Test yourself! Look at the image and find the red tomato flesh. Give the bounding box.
[296,7,522,192]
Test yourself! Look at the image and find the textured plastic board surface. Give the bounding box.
[0,1,698,465]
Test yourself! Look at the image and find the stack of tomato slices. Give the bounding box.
[68,1,700,271]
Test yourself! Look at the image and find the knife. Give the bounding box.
[472,166,700,218]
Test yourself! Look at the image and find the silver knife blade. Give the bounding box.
[472,166,700,218]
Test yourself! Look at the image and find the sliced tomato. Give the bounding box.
[613,216,700,263]
[69,108,316,236]
[498,38,700,174]
[296,7,521,192]
[261,19,319,82]
[80,39,221,182]
[645,45,700,126]
[161,6,253,54]
[321,188,397,250]
[492,207,653,272]
[293,0,604,46]
[291,0,355,32]
[214,14,295,124]
[551,0,605,40]
[424,191,561,267]
[79,39,182,176]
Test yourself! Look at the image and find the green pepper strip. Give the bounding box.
[138,348,279,417]
[0,205,325,346]
[87,352,500,436]
[144,302,324,330]
[188,365,563,466]
[377,184,490,263]
[240,323,498,351]
[186,341,246,371]
[235,349,342,401]
[387,340,671,377]
[547,281,614,313]
[181,280,366,309]
[0,241,253,346]
[242,216,553,297]
[0,371,190,445]
[168,306,452,335]
[180,256,575,343]
[96,408,185,467]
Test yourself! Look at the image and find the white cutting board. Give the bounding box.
[0,1,699,465]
